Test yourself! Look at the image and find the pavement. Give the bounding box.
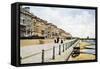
[20,39,79,64]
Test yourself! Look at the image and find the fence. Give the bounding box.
[21,39,79,63]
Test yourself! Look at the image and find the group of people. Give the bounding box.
[54,37,64,44]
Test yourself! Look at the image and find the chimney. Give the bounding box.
[24,7,30,12]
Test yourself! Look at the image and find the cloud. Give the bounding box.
[23,6,95,38]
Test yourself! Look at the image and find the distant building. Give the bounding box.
[20,7,72,39]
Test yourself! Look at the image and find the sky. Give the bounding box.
[22,6,95,38]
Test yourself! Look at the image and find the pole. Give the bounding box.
[66,43,67,50]
[63,44,64,52]
[52,46,55,59]
[59,45,61,55]
[42,50,44,63]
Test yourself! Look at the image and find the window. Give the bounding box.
[41,30,44,35]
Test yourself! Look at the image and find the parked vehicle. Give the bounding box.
[71,47,80,58]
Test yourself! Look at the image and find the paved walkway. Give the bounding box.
[49,40,79,62]
[21,39,79,64]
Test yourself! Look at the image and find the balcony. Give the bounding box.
[20,22,27,26]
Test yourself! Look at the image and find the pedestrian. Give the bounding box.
[61,39,63,44]
[57,37,59,43]
[54,39,56,43]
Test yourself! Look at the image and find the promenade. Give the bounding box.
[20,39,95,64]
[21,39,79,64]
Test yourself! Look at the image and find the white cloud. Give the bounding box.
[23,6,95,38]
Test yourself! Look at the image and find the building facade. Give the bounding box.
[20,7,33,37]
[20,7,72,39]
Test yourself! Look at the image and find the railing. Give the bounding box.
[21,39,79,63]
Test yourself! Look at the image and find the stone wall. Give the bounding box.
[20,39,54,46]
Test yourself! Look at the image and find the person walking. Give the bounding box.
[61,39,63,44]
[57,37,59,43]
[54,38,56,43]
